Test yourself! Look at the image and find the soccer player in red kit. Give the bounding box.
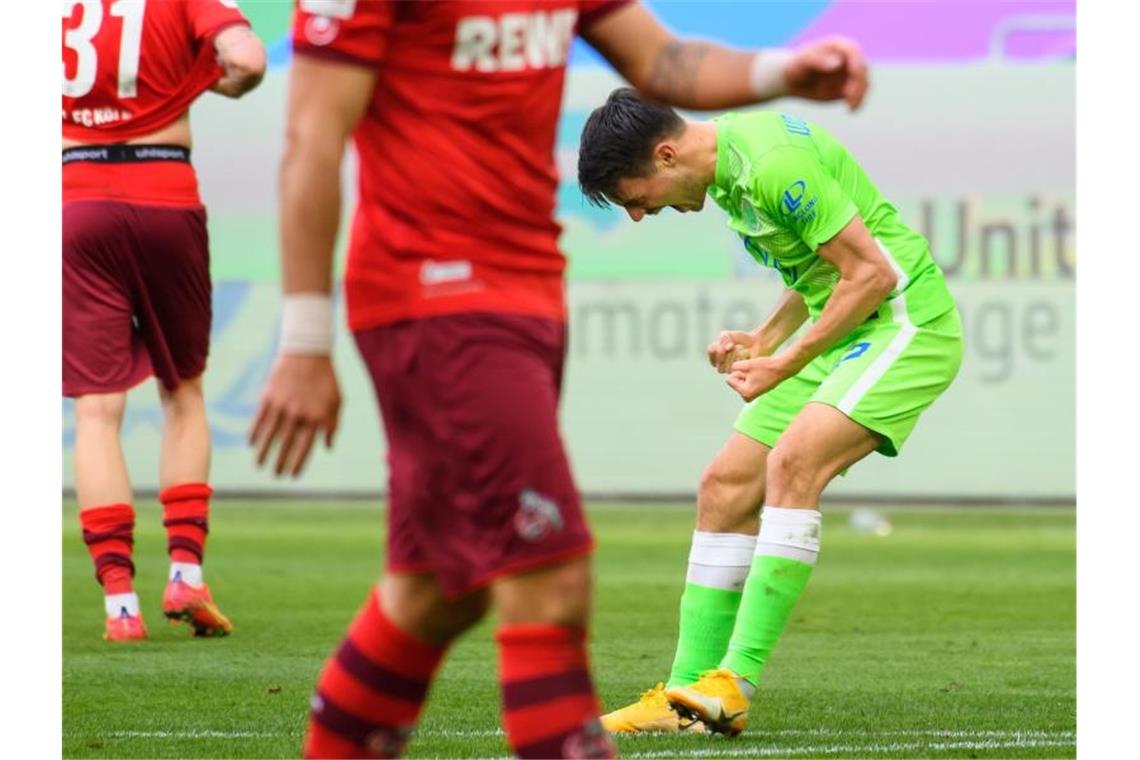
[249,1,867,756]
[63,0,265,641]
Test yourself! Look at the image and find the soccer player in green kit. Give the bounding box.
[578,88,964,736]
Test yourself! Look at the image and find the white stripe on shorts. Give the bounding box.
[837,240,918,415]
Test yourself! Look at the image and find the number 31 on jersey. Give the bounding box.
[62,0,146,98]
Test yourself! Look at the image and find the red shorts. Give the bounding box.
[62,200,211,397]
[354,312,594,598]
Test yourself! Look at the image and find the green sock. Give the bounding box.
[721,554,814,684]
[666,583,744,687]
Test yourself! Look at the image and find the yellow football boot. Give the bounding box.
[601,683,707,734]
[664,669,750,736]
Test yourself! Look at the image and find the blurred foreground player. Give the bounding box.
[248,1,868,756]
[63,0,265,641]
[579,89,963,735]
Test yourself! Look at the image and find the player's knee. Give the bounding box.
[494,558,592,627]
[698,458,763,529]
[698,460,737,509]
[766,445,824,502]
[381,575,489,646]
[74,393,127,429]
[160,376,205,417]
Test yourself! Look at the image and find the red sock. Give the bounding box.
[160,483,212,565]
[304,591,446,759]
[498,624,615,759]
[79,504,135,595]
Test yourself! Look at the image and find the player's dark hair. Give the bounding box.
[578,88,685,207]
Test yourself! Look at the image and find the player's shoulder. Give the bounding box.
[720,111,815,164]
[718,112,818,189]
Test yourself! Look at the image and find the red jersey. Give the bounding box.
[62,0,250,142]
[292,0,630,330]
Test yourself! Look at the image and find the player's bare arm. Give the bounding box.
[249,57,376,478]
[709,289,808,373]
[211,25,267,98]
[582,2,868,110]
[727,216,895,401]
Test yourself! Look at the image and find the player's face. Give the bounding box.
[610,166,707,222]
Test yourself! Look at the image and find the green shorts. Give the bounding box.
[734,304,964,457]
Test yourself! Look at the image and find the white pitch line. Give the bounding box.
[100,727,1074,742]
[414,728,1074,740]
[107,730,280,739]
[611,729,1074,742]
[623,737,1076,758]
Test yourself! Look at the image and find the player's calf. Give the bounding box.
[498,623,615,758]
[159,483,232,636]
[494,559,614,758]
[80,503,147,641]
[304,589,448,759]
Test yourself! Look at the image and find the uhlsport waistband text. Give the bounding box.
[62,144,191,165]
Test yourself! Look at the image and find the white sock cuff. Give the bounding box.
[104,592,140,617]
[756,507,822,564]
[688,531,757,566]
[686,531,757,590]
[170,562,204,587]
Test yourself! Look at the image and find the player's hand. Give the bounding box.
[784,36,869,110]
[249,354,342,478]
[708,330,762,373]
[726,355,794,402]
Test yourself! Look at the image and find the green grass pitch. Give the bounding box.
[63,501,1075,758]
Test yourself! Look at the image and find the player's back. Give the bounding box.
[62,0,250,143]
[713,110,955,325]
[62,0,252,206]
[291,0,627,331]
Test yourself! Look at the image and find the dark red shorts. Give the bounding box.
[354,312,594,598]
[62,200,211,397]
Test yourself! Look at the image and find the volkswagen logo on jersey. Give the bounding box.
[514,488,564,542]
[782,180,807,214]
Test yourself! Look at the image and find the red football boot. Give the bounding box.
[163,579,233,637]
[104,607,148,642]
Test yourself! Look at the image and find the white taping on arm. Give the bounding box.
[280,293,334,355]
[749,49,793,100]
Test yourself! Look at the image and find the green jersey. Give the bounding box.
[709,111,955,325]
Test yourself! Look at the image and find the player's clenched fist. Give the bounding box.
[785,36,869,110]
[249,355,342,478]
[708,330,761,373]
[726,355,796,402]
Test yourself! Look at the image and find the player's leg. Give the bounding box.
[669,309,965,734]
[667,433,769,688]
[386,313,610,759]
[606,362,819,734]
[156,376,231,636]
[720,309,965,693]
[65,200,153,642]
[722,402,878,673]
[603,432,769,734]
[73,393,132,510]
[304,573,489,759]
[126,204,228,636]
[73,392,146,641]
[667,403,879,735]
[305,317,516,758]
[493,556,615,759]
